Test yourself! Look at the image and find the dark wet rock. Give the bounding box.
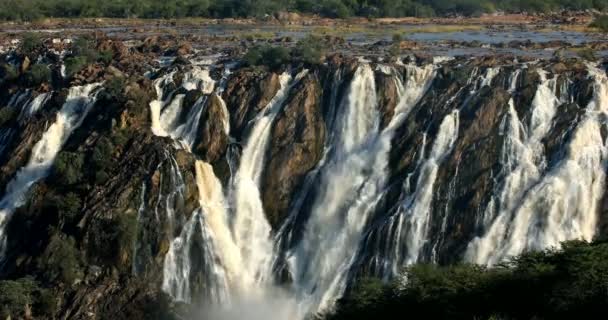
[375,69,400,129]
[223,68,280,140]
[193,94,230,164]
[262,73,325,229]
[430,87,511,263]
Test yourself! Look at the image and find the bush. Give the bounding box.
[590,15,608,32]
[51,192,82,222]
[72,36,99,62]
[64,56,89,77]
[0,64,19,83]
[99,49,114,65]
[0,277,55,318]
[243,45,291,70]
[105,76,125,100]
[20,32,41,56]
[293,35,326,65]
[320,0,353,18]
[330,240,608,320]
[24,63,51,86]
[0,107,17,127]
[38,233,82,284]
[53,151,85,185]
[577,47,598,61]
[0,277,37,318]
[92,136,114,170]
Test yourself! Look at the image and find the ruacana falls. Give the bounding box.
[1,2,608,319]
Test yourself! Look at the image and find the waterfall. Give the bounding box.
[400,110,460,265]
[19,92,50,119]
[288,63,435,315]
[150,66,220,151]
[467,65,608,265]
[0,83,101,258]
[231,71,306,291]
[144,58,608,319]
[159,153,189,301]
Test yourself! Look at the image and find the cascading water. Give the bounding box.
[230,71,306,291]
[285,63,436,316]
[143,58,608,320]
[465,65,608,265]
[0,83,101,258]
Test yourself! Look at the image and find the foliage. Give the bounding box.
[64,56,89,78]
[0,277,54,318]
[0,106,18,127]
[49,192,82,222]
[92,136,114,170]
[590,15,608,32]
[0,63,19,83]
[243,45,291,70]
[3,0,608,20]
[24,63,51,86]
[0,277,37,318]
[99,50,114,65]
[329,240,608,320]
[53,151,85,185]
[577,47,598,61]
[20,32,41,55]
[38,233,82,284]
[293,35,326,65]
[104,76,126,101]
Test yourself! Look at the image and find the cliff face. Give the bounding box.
[0,36,607,319]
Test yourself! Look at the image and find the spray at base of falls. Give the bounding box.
[0,83,101,259]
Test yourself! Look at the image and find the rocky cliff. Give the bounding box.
[0,34,607,319]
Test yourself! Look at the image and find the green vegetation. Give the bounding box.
[49,192,82,222]
[24,63,51,86]
[53,151,85,185]
[590,14,608,32]
[577,47,598,61]
[293,34,326,65]
[64,56,89,78]
[0,277,55,318]
[0,64,19,86]
[0,107,18,127]
[1,0,608,20]
[38,233,83,285]
[91,136,115,184]
[244,35,327,68]
[19,32,42,56]
[244,45,291,70]
[63,36,114,78]
[328,240,608,320]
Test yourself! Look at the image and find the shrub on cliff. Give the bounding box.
[0,63,19,84]
[293,35,326,65]
[0,107,18,127]
[0,277,37,318]
[0,276,55,318]
[19,32,42,56]
[590,15,608,32]
[244,45,290,70]
[64,56,89,78]
[49,192,82,222]
[38,233,83,285]
[24,63,51,86]
[53,151,84,185]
